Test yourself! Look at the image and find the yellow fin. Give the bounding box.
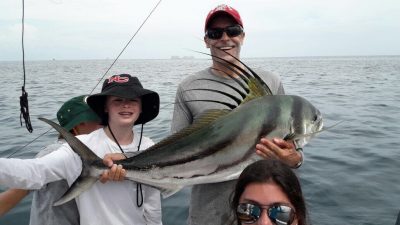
[242,77,269,104]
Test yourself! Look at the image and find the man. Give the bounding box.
[171,4,302,225]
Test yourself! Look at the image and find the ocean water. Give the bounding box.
[0,56,399,225]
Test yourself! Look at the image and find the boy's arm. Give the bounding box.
[0,145,81,189]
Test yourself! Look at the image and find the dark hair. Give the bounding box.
[231,160,308,225]
[100,110,109,126]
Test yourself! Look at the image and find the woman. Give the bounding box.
[0,74,162,225]
[231,160,308,225]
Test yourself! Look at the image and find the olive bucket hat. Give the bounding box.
[57,95,101,131]
[86,74,160,125]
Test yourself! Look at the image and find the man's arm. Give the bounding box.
[0,189,29,217]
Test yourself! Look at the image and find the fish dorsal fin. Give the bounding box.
[147,109,230,151]
[193,50,274,96]
[193,108,231,125]
[242,77,269,104]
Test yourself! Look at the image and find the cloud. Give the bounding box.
[1,0,399,60]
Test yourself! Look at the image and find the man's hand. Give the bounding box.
[99,153,127,183]
[255,138,302,168]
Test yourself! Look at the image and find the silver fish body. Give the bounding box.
[113,95,322,188]
[40,51,324,205]
[39,94,322,205]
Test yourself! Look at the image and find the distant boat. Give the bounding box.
[182,56,194,59]
[170,56,195,60]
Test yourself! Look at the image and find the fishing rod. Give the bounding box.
[90,0,163,94]
[7,131,54,158]
[7,0,163,158]
[87,0,163,208]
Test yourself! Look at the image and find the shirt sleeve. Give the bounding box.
[34,142,62,158]
[170,84,192,133]
[142,185,163,225]
[0,144,82,189]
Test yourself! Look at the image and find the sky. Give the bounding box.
[0,0,399,60]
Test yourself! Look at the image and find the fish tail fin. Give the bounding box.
[39,117,102,204]
[38,117,101,161]
[54,176,98,206]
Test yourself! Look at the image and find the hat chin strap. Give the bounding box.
[107,125,126,153]
[107,124,144,207]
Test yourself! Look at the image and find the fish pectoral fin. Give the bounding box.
[283,133,296,141]
[53,176,98,206]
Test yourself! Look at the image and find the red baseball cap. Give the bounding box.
[204,4,243,32]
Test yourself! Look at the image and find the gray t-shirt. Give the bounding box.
[29,140,79,225]
[171,67,285,225]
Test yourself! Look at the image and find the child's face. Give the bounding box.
[105,96,142,127]
[73,121,102,135]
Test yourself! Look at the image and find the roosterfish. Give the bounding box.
[39,54,323,205]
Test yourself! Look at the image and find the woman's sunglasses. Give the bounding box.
[205,25,243,40]
[237,203,295,225]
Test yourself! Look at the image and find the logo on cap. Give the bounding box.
[108,75,129,84]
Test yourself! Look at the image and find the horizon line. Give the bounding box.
[1,54,399,62]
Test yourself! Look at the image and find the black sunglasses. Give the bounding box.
[237,203,295,225]
[205,25,243,40]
